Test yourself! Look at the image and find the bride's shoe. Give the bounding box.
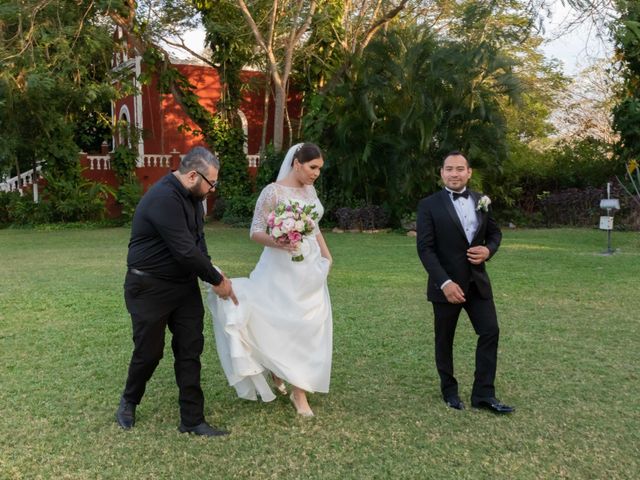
[289,392,314,417]
[270,372,288,396]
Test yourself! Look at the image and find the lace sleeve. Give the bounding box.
[310,186,322,236]
[250,184,278,237]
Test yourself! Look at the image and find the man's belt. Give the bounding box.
[129,268,154,277]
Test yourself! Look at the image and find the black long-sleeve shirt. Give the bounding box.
[126,173,223,286]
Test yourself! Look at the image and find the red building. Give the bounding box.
[105,28,303,213]
[2,28,303,217]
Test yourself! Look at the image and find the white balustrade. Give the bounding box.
[0,165,43,194]
[0,153,264,193]
[143,155,171,168]
[87,155,111,170]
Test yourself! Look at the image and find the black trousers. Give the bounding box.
[431,282,500,400]
[122,271,206,427]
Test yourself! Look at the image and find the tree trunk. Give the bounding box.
[273,82,286,152]
[284,80,293,146]
[285,104,292,148]
[296,91,305,140]
[260,78,271,155]
[14,158,21,190]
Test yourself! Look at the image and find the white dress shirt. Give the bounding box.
[445,187,478,243]
[440,188,479,290]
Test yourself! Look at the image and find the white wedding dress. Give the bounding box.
[208,182,332,401]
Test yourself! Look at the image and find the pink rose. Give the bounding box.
[288,231,302,243]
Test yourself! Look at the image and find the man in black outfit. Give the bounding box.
[416,151,514,414]
[115,146,238,436]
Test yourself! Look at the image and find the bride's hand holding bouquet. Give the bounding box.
[267,200,318,262]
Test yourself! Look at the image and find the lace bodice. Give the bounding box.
[250,183,324,237]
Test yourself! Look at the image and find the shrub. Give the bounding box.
[6,192,51,225]
[221,193,259,227]
[116,180,142,224]
[210,196,226,221]
[335,207,355,230]
[0,191,16,225]
[334,205,390,230]
[111,145,139,183]
[41,174,113,223]
[111,139,143,223]
[536,183,639,229]
[254,144,283,190]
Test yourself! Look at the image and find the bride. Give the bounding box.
[208,142,333,417]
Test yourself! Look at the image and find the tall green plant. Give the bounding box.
[39,174,113,223]
[305,21,521,224]
[612,1,640,164]
[141,48,251,207]
[111,122,143,223]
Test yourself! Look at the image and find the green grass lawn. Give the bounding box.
[1,225,638,479]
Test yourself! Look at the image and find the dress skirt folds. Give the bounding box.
[208,239,332,401]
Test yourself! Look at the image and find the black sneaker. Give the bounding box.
[178,421,229,437]
[444,396,465,410]
[115,397,136,429]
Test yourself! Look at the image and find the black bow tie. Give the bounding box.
[451,190,469,200]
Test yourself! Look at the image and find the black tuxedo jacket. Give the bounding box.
[416,189,502,302]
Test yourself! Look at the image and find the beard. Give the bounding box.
[188,184,208,201]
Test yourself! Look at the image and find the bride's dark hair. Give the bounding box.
[292,143,323,165]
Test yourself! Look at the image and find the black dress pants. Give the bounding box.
[122,271,206,427]
[431,282,500,400]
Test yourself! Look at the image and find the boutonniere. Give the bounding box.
[476,195,491,212]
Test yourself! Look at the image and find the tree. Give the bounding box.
[553,60,618,144]
[201,0,317,152]
[191,0,415,152]
[0,0,117,182]
[307,13,523,223]
[612,0,640,164]
[106,1,254,206]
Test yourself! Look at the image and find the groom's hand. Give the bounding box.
[442,282,466,304]
[467,245,490,265]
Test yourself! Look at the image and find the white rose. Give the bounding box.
[272,226,283,237]
[294,220,305,232]
[282,218,295,232]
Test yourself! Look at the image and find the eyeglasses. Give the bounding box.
[195,171,218,191]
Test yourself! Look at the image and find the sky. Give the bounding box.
[539,2,613,76]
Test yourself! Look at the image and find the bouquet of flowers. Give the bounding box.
[267,200,319,261]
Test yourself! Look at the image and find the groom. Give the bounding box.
[416,151,514,414]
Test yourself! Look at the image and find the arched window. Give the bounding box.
[118,106,131,147]
[237,110,248,154]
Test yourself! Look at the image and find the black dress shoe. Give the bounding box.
[471,397,515,414]
[115,397,136,429]
[178,421,230,437]
[444,396,465,410]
